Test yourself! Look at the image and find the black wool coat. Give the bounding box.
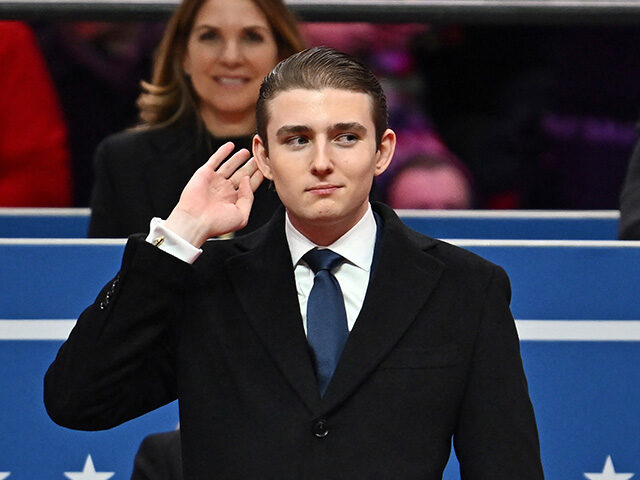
[46,203,543,480]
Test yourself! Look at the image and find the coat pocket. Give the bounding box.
[380,344,461,369]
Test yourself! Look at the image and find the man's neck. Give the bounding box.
[285,204,377,270]
[286,204,372,247]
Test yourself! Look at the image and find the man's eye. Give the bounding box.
[286,136,308,147]
[336,133,358,144]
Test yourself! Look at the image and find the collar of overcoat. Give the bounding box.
[224,202,445,415]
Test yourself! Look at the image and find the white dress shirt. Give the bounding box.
[285,205,376,333]
[145,205,378,334]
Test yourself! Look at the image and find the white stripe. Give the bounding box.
[0,208,90,216]
[2,319,640,342]
[0,320,76,340]
[0,207,621,220]
[447,239,640,248]
[516,320,640,341]
[397,209,619,219]
[0,238,126,245]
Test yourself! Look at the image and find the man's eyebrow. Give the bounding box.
[275,122,368,137]
[332,122,367,133]
[276,125,310,137]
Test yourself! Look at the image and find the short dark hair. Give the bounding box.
[256,47,388,150]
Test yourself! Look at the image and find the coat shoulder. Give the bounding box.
[431,238,501,274]
[391,218,511,301]
[377,202,502,277]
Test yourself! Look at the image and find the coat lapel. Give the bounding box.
[224,205,444,415]
[321,206,445,412]
[225,213,322,413]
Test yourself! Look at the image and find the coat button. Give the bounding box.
[313,419,329,438]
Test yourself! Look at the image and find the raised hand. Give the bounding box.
[165,142,264,247]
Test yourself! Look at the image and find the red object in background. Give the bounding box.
[486,191,522,210]
[0,21,71,206]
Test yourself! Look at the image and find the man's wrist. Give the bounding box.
[146,218,202,264]
[164,210,211,248]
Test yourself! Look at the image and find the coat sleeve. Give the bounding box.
[453,265,544,479]
[619,133,640,240]
[44,236,194,430]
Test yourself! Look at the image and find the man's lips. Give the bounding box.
[307,184,341,195]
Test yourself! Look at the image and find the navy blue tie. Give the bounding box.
[303,248,349,396]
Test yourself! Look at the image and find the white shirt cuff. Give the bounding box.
[145,217,203,264]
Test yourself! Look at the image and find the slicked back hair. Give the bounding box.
[256,47,388,151]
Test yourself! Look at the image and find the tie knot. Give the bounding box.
[303,248,344,274]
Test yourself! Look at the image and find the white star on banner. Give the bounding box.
[64,455,114,480]
[0,472,10,479]
[584,456,634,480]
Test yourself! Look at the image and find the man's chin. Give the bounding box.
[288,208,342,229]
[309,207,345,224]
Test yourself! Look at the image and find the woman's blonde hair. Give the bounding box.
[137,0,305,128]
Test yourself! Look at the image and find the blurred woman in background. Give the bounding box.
[88,0,305,237]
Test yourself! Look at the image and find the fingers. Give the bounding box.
[248,168,264,192]
[228,156,258,187]
[229,157,264,193]
[203,141,237,171]
[215,148,251,179]
[235,176,254,220]
[202,144,258,193]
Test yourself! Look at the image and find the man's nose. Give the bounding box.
[310,144,333,175]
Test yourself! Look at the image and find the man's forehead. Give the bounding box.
[268,87,371,104]
[265,87,375,130]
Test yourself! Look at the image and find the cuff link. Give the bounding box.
[152,235,165,247]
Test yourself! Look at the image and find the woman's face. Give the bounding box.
[183,0,279,136]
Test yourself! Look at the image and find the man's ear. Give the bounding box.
[253,134,273,180]
[374,128,396,177]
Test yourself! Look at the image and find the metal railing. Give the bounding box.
[2,0,640,23]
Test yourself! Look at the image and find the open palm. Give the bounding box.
[166,142,264,247]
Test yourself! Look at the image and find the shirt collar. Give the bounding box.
[285,204,377,272]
